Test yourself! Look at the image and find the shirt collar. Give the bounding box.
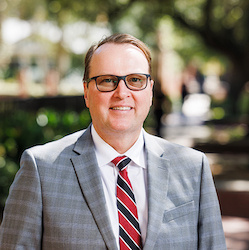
[91,125,146,168]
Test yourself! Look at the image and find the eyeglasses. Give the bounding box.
[86,73,151,92]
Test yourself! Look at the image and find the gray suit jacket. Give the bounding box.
[0,126,226,249]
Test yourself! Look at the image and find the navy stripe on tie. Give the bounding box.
[117,199,140,231]
[119,226,140,250]
[117,157,131,171]
[117,176,136,202]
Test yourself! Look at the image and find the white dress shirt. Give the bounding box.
[91,125,148,248]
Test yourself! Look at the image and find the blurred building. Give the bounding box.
[0,17,110,98]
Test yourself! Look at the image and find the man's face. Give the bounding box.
[84,43,153,141]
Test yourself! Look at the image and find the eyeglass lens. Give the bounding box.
[96,74,148,92]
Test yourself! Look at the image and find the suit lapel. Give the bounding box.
[143,133,170,250]
[70,128,170,250]
[71,126,117,250]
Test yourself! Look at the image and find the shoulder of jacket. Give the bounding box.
[24,129,86,158]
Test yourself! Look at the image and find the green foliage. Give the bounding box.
[0,108,91,209]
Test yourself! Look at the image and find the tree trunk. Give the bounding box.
[227,59,249,116]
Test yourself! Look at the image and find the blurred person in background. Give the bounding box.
[0,33,226,249]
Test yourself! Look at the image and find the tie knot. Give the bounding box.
[111,156,131,171]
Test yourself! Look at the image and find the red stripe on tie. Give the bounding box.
[112,156,142,250]
[119,237,131,250]
[118,212,141,245]
[119,167,133,190]
[112,156,126,167]
[117,186,138,217]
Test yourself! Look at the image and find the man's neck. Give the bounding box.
[92,125,142,154]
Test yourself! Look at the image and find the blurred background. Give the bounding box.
[0,0,248,248]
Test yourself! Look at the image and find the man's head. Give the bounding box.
[83,34,154,152]
[83,33,152,82]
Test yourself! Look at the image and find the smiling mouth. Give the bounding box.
[111,107,132,111]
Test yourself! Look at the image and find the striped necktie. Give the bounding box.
[112,156,142,250]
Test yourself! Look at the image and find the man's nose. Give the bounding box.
[113,79,130,98]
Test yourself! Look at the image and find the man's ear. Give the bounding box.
[150,80,154,105]
[83,82,89,108]
[150,79,154,89]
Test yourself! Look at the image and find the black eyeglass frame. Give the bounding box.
[86,73,151,92]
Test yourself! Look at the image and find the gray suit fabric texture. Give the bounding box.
[0,125,226,249]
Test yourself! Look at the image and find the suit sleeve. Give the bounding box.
[0,149,43,249]
[198,154,227,249]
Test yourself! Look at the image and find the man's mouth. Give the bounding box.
[110,107,132,111]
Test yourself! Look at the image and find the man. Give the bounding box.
[0,34,226,249]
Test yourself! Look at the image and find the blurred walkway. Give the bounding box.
[218,181,249,250]
[223,216,249,250]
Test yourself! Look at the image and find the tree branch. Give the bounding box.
[173,10,243,63]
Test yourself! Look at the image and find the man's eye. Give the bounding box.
[129,77,143,83]
[99,78,116,85]
[104,78,113,83]
[103,78,118,84]
[131,78,141,82]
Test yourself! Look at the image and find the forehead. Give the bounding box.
[94,42,145,56]
[90,43,149,76]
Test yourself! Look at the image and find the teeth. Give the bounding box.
[112,107,131,110]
